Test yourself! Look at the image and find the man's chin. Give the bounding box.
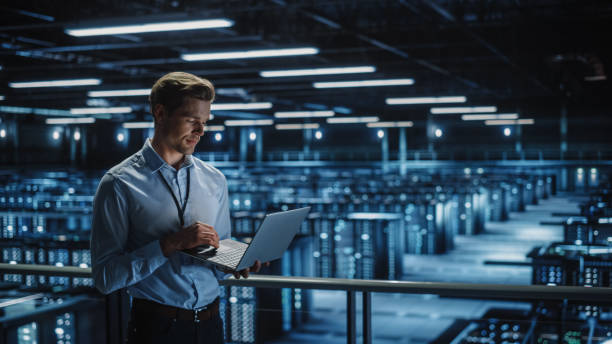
[182,147,196,155]
[177,144,196,155]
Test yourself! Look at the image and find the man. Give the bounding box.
[91,71,260,344]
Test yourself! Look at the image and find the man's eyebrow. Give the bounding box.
[181,113,206,120]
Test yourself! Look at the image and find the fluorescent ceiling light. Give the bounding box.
[461,113,518,121]
[0,106,71,116]
[430,106,497,114]
[123,122,153,129]
[327,116,379,124]
[70,106,132,115]
[65,19,234,37]
[347,213,402,220]
[260,66,375,78]
[386,96,466,105]
[485,119,535,126]
[0,95,4,101]
[314,79,414,88]
[205,125,225,131]
[224,119,274,126]
[182,47,318,61]
[9,79,102,88]
[367,121,414,128]
[46,117,96,124]
[275,123,320,130]
[274,111,334,118]
[584,75,607,82]
[89,89,150,97]
[211,102,272,110]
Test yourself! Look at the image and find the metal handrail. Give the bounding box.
[0,263,92,278]
[3,264,612,344]
[219,274,612,302]
[3,264,610,302]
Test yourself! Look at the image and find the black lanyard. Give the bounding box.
[159,168,190,227]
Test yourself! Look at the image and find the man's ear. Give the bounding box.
[153,104,166,125]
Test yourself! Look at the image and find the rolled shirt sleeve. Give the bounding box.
[212,174,232,280]
[90,173,168,295]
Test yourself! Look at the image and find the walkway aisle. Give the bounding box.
[265,196,580,344]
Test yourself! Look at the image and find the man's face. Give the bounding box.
[155,96,211,156]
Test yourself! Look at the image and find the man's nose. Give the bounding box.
[194,123,205,136]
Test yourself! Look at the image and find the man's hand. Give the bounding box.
[222,260,270,279]
[160,222,219,257]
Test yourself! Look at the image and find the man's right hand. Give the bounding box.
[160,222,220,257]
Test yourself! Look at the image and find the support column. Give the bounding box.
[10,119,19,165]
[80,127,87,165]
[515,124,522,153]
[399,127,407,176]
[69,127,77,166]
[346,291,356,344]
[255,127,263,164]
[363,292,372,344]
[560,102,568,160]
[303,128,312,157]
[381,128,389,173]
[427,116,434,152]
[239,127,247,164]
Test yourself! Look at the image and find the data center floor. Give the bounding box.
[266,195,579,344]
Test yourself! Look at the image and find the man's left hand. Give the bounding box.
[223,260,270,279]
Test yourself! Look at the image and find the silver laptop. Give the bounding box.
[182,207,310,271]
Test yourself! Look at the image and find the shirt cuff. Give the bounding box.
[139,240,169,270]
[213,266,232,280]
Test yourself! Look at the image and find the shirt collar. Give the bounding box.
[142,139,194,174]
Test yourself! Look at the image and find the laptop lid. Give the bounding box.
[235,206,310,271]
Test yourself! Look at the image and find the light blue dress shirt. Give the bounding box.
[91,139,230,309]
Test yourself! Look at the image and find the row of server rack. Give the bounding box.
[442,185,612,343]
[0,166,605,343]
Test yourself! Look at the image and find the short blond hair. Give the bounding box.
[149,72,215,115]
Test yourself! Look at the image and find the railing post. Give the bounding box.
[363,291,372,344]
[347,290,356,344]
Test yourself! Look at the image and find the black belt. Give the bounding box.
[132,297,220,323]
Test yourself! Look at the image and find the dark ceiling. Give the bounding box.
[0,0,610,125]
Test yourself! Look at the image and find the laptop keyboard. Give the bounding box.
[208,248,244,269]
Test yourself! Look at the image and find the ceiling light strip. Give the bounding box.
[484,119,535,126]
[205,125,225,131]
[386,96,466,105]
[66,19,234,37]
[430,106,497,114]
[89,89,150,97]
[224,119,274,126]
[46,117,96,124]
[70,107,132,115]
[182,47,318,61]
[314,79,414,88]
[122,122,153,129]
[10,79,102,88]
[211,102,272,110]
[326,116,379,124]
[275,123,320,130]
[0,106,71,116]
[461,113,518,121]
[260,66,375,77]
[366,121,414,128]
[274,111,334,118]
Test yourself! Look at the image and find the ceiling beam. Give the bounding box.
[270,0,491,94]
[419,0,553,96]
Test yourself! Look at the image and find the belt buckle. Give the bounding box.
[194,304,208,323]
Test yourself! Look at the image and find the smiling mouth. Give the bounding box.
[186,137,199,145]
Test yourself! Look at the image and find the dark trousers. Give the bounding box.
[127,300,225,344]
